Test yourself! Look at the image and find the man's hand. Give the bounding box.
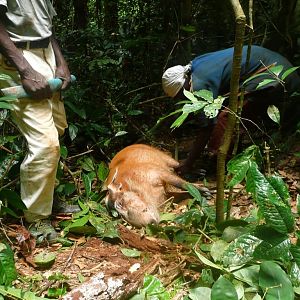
[20,68,52,100]
[55,63,71,90]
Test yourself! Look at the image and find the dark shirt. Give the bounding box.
[191,45,300,97]
[191,45,300,127]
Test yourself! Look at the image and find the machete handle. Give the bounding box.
[1,75,76,98]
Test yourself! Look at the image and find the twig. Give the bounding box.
[63,241,77,270]
[66,149,94,160]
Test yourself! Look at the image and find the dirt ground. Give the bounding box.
[2,137,300,299]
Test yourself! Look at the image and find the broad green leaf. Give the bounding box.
[0,189,26,210]
[253,238,290,261]
[0,243,17,286]
[193,89,214,102]
[222,226,249,243]
[222,234,262,267]
[267,105,280,124]
[246,161,294,233]
[183,183,203,205]
[232,265,260,287]
[281,66,300,80]
[256,79,276,90]
[269,65,283,76]
[120,248,141,258]
[68,123,78,141]
[259,261,294,300]
[63,183,76,196]
[127,109,143,116]
[183,89,199,102]
[188,287,211,300]
[80,157,94,172]
[211,276,238,300]
[68,214,90,229]
[227,160,249,187]
[210,240,228,262]
[266,174,290,204]
[170,112,188,129]
[194,249,225,271]
[182,101,207,114]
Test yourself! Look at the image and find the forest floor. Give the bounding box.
[2,135,300,299]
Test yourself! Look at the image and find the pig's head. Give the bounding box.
[105,182,160,228]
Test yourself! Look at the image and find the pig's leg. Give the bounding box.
[160,171,210,195]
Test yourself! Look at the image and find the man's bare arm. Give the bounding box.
[0,6,52,99]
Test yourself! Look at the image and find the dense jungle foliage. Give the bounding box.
[1,0,300,299]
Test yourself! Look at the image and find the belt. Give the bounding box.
[14,37,50,50]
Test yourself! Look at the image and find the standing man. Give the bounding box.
[162,45,300,174]
[0,1,71,225]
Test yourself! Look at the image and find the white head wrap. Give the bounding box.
[162,64,191,98]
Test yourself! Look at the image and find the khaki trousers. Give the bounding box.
[0,44,67,222]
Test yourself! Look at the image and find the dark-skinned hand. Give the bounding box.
[55,63,71,90]
[21,67,52,100]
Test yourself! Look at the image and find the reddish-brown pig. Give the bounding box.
[103,144,209,227]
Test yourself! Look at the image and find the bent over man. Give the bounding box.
[162,45,300,174]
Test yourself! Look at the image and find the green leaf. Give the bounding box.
[89,216,119,238]
[82,173,92,197]
[184,183,203,205]
[0,243,17,286]
[60,145,68,159]
[97,161,109,182]
[194,249,225,271]
[227,160,249,187]
[0,285,51,300]
[266,174,290,204]
[246,161,294,233]
[170,112,188,129]
[210,240,229,262]
[63,183,76,196]
[115,131,128,137]
[0,102,13,110]
[120,248,141,258]
[0,74,12,81]
[281,66,300,80]
[256,79,277,90]
[183,89,199,102]
[232,265,260,287]
[222,234,262,267]
[243,72,270,86]
[188,287,211,300]
[193,89,214,102]
[68,123,78,141]
[141,275,170,299]
[182,101,207,114]
[267,105,280,124]
[0,189,26,210]
[203,97,224,119]
[269,65,283,76]
[64,101,86,119]
[80,157,94,172]
[211,276,238,300]
[259,261,294,300]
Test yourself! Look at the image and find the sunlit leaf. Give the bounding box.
[68,123,78,141]
[0,243,17,286]
[120,248,141,258]
[193,89,214,102]
[188,287,211,300]
[115,131,127,137]
[256,79,276,90]
[269,65,283,76]
[267,105,280,124]
[281,66,300,80]
[170,112,188,129]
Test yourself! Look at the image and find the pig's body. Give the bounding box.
[104,144,208,227]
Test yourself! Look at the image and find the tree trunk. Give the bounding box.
[103,0,119,35]
[73,0,89,30]
[215,0,246,224]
